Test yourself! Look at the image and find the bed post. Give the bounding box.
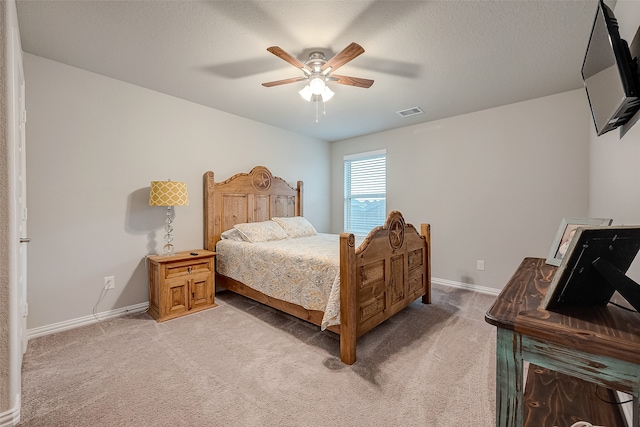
[421,223,431,304]
[203,171,215,251]
[296,180,303,217]
[339,232,357,365]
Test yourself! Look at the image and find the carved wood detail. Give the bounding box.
[408,248,423,270]
[360,294,385,322]
[359,261,384,289]
[390,254,405,305]
[358,260,387,322]
[388,213,405,250]
[252,166,272,191]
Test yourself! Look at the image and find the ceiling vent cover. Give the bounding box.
[396,107,424,118]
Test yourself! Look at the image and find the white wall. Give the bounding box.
[24,53,330,329]
[331,90,591,291]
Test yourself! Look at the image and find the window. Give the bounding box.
[344,149,386,235]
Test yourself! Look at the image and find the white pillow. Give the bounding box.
[272,216,317,238]
[220,228,245,241]
[233,221,288,243]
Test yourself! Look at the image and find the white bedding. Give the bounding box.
[216,233,363,330]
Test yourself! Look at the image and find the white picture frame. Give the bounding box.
[545,217,613,266]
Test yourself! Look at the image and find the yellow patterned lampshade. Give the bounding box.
[149,181,189,207]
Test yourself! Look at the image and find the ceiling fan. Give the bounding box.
[261,42,374,104]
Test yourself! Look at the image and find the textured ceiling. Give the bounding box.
[16,0,601,142]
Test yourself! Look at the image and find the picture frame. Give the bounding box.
[545,217,612,266]
[540,226,640,312]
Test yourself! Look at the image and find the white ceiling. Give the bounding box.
[16,0,601,142]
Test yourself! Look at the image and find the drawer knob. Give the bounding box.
[187,267,192,274]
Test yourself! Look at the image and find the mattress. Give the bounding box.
[216,233,363,329]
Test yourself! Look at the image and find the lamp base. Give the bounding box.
[162,243,175,256]
[162,206,175,255]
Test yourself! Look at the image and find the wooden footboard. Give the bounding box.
[339,210,431,364]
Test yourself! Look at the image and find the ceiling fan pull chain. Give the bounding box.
[315,99,319,123]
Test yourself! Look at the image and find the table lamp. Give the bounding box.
[149,180,189,255]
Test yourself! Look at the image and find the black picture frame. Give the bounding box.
[540,226,640,312]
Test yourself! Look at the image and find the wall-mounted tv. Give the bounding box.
[582,0,640,136]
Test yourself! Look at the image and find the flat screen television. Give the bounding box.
[582,0,640,136]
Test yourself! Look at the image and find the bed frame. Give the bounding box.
[204,166,431,364]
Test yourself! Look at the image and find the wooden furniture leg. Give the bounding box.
[420,223,431,304]
[496,328,524,427]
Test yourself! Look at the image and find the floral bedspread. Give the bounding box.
[216,234,359,329]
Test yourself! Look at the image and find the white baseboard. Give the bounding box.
[25,280,496,340]
[26,302,149,340]
[432,277,501,296]
[0,395,20,427]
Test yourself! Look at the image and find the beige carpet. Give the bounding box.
[18,285,497,426]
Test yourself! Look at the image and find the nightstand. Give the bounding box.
[147,250,217,322]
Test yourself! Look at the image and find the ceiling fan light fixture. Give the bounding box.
[322,86,334,102]
[309,77,325,95]
[299,82,334,103]
[299,85,313,101]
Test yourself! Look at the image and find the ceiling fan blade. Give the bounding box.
[262,76,306,87]
[267,46,313,73]
[330,75,374,88]
[321,42,365,73]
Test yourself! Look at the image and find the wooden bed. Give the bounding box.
[204,166,431,364]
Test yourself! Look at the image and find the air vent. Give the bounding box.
[396,107,424,118]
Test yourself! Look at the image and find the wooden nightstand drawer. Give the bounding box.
[165,259,212,279]
[147,250,217,322]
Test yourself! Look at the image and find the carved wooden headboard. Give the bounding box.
[203,166,303,250]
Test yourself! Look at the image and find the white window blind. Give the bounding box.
[344,150,386,235]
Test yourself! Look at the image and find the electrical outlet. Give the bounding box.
[104,276,115,289]
[476,260,485,271]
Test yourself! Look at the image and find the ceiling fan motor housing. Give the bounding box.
[307,52,327,65]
